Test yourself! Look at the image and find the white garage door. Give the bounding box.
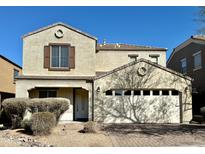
[103,89,180,123]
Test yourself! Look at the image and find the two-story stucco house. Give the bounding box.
[16,22,192,123]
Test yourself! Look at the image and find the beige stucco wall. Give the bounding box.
[94,61,192,123]
[95,50,166,72]
[16,79,93,120]
[23,25,96,76]
[0,57,22,94]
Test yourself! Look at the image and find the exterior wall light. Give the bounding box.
[96,87,100,92]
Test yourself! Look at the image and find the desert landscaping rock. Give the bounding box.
[0,130,53,147]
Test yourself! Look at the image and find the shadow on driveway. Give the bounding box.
[101,124,205,137]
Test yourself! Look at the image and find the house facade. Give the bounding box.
[0,55,22,103]
[16,22,192,123]
[167,35,205,115]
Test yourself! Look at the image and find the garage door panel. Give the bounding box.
[98,92,180,123]
[132,96,180,123]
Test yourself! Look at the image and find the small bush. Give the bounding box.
[1,98,69,130]
[200,107,205,115]
[28,98,69,121]
[31,112,56,135]
[2,98,30,128]
[81,121,97,133]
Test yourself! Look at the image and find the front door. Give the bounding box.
[74,89,88,121]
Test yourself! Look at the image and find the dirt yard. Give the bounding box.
[0,122,113,147]
[1,123,205,147]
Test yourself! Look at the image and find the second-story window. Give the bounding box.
[128,54,138,62]
[149,54,160,64]
[193,51,202,70]
[39,90,57,98]
[180,58,187,74]
[51,45,69,68]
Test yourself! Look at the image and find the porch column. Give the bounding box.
[88,89,93,121]
[16,80,29,98]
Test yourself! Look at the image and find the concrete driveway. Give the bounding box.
[102,124,205,147]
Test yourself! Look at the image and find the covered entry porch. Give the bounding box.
[28,87,89,121]
[15,78,93,122]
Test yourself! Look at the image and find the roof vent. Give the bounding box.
[116,43,120,48]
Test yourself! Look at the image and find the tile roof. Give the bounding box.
[97,43,167,51]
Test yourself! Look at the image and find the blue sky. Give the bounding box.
[0,6,200,66]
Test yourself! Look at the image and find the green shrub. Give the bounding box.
[81,121,97,133]
[2,98,30,128]
[1,98,69,130]
[29,98,69,121]
[31,112,56,135]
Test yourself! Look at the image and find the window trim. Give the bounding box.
[50,45,69,69]
[193,50,202,71]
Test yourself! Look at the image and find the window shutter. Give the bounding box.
[44,46,50,68]
[69,46,75,69]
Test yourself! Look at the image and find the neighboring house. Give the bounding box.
[167,35,205,115]
[0,55,22,103]
[16,22,192,123]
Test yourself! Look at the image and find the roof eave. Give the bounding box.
[0,55,22,69]
[94,58,192,81]
[22,22,97,40]
[16,75,95,80]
